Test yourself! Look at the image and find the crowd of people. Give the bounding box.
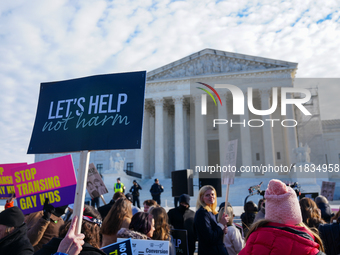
[0,178,340,255]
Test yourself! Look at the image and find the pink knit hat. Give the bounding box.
[265,179,302,225]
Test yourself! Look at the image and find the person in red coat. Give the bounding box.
[239,179,325,255]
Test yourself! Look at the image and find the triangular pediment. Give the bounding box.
[147,48,297,81]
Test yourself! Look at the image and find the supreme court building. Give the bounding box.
[36,49,338,179]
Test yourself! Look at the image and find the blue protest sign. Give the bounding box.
[171,229,189,255]
[101,238,133,255]
[27,71,146,154]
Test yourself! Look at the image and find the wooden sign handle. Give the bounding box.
[224,184,230,214]
[72,151,90,234]
[100,195,107,205]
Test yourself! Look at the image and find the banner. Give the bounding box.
[222,139,238,185]
[11,155,77,214]
[117,238,169,255]
[0,163,27,198]
[27,71,146,154]
[171,229,188,255]
[321,181,336,201]
[101,238,133,255]
[87,163,108,199]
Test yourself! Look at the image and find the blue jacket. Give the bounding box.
[194,207,228,255]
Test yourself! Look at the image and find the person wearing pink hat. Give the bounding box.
[239,179,325,255]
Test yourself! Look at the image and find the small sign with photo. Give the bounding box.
[87,163,108,199]
[321,181,336,201]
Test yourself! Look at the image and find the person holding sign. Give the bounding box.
[25,199,67,252]
[194,185,229,255]
[87,181,100,199]
[35,205,105,255]
[87,181,100,209]
[53,216,85,255]
[168,194,196,255]
[114,178,125,193]
[218,206,244,255]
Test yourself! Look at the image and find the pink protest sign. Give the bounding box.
[0,163,27,198]
[11,155,77,214]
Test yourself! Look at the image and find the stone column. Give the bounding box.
[173,96,185,170]
[218,93,229,166]
[183,99,191,169]
[284,92,298,166]
[153,97,165,178]
[193,95,207,168]
[149,109,156,177]
[240,90,253,175]
[163,102,171,178]
[135,104,151,178]
[260,89,276,166]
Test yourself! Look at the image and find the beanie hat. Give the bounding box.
[265,179,302,225]
[179,194,190,206]
[125,193,133,203]
[0,206,25,227]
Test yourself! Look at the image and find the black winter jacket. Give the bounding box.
[130,184,142,196]
[317,202,334,223]
[98,199,115,220]
[318,223,340,255]
[168,205,197,255]
[194,207,228,255]
[0,223,34,255]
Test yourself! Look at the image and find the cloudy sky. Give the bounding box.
[1,0,339,164]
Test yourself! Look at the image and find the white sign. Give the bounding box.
[117,238,169,255]
[222,139,238,185]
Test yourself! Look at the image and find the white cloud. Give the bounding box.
[1,0,340,163]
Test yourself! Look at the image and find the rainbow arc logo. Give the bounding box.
[196,82,222,115]
[196,82,222,106]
